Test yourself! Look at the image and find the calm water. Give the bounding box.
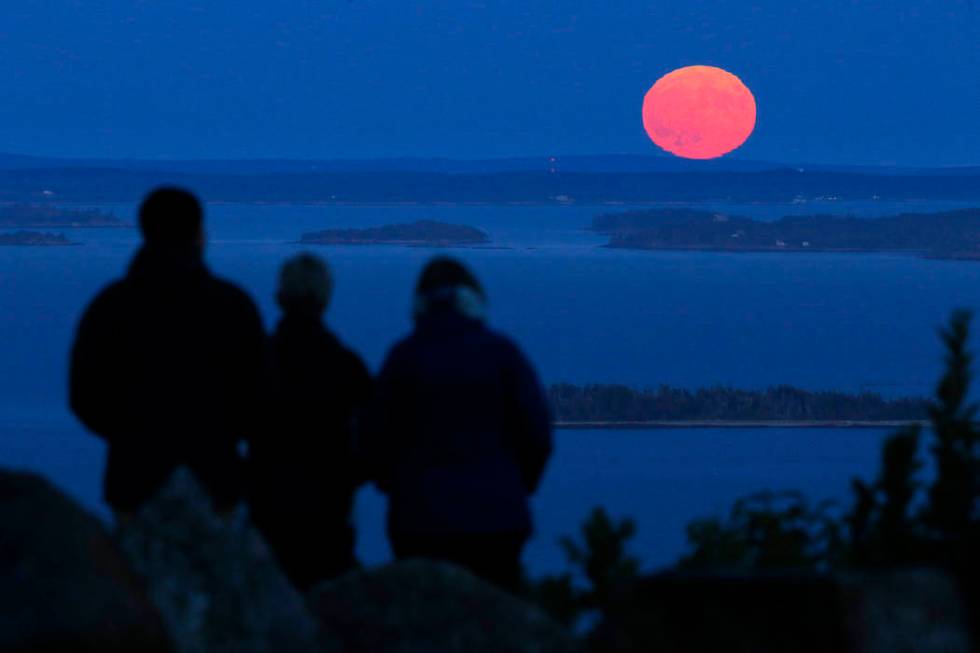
[1,200,977,574]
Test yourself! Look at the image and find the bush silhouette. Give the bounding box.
[527,507,640,628]
[534,311,979,636]
[680,310,978,573]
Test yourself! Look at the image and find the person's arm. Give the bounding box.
[356,346,406,494]
[69,288,126,441]
[506,343,554,495]
[345,351,374,487]
[230,296,272,449]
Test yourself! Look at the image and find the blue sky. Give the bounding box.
[0,0,977,165]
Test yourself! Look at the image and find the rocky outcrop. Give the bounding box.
[841,569,971,653]
[0,468,170,653]
[115,467,330,653]
[309,559,578,653]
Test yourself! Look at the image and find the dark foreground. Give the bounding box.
[1,465,972,653]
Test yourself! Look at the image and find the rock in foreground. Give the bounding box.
[0,468,170,653]
[310,559,577,653]
[116,467,327,653]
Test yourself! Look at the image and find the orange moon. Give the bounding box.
[642,65,756,160]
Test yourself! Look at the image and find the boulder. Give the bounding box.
[841,569,971,653]
[115,467,330,653]
[309,559,578,653]
[0,468,170,653]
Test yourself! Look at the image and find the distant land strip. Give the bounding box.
[591,208,980,261]
[547,383,928,424]
[1,168,979,203]
[553,420,928,430]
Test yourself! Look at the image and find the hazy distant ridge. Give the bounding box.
[1,168,978,204]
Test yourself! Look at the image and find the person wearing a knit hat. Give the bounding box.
[362,256,553,592]
[249,253,372,591]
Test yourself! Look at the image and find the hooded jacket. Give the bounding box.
[250,311,372,521]
[69,246,268,512]
[364,286,553,536]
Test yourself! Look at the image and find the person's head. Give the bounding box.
[139,187,204,250]
[277,253,333,316]
[413,256,487,322]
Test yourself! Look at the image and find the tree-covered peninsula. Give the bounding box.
[0,204,124,228]
[548,383,927,424]
[593,208,980,260]
[299,220,490,246]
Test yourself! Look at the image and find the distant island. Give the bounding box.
[0,204,124,228]
[548,383,927,427]
[592,208,980,260]
[299,220,491,247]
[0,231,76,246]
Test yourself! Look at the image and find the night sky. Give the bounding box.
[1,1,977,165]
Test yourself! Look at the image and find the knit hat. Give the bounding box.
[413,257,487,321]
[277,253,333,314]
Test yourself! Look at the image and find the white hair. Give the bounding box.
[277,253,333,311]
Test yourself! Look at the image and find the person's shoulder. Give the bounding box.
[340,344,371,379]
[81,278,131,316]
[378,332,417,372]
[482,328,540,375]
[324,329,370,372]
[483,327,524,356]
[386,334,413,358]
[208,275,261,315]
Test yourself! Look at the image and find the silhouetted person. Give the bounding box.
[249,254,372,590]
[363,257,553,592]
[70,187,268,518]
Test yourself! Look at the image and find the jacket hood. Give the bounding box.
[412,284,487,323]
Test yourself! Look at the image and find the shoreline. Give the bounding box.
[553,420,928,430]
[17,199,980,208]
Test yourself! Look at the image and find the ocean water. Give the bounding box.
[1,200,977,574]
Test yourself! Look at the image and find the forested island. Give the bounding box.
[0,231,76,246]
[593,208,980,260]
[299,220,490,246]
[548,383,927,426]
[0,204,123,228]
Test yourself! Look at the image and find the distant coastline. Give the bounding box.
[1,166,978,204]
[299,220,491,247]
[592,208,980,260]
[0,204,124,229]
[0,230,77,246]
[548,383,927,425]
[554,420,926,430]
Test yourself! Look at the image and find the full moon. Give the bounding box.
[642,65,756,160]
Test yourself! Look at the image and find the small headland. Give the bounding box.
[0,204,125,228]
[298,220,491,247]
[592,207,980,260]
[548,383,928,427]
[0,230,77,246]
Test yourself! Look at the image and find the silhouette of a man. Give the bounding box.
[70,188,268,519]
[250,253,372,590]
